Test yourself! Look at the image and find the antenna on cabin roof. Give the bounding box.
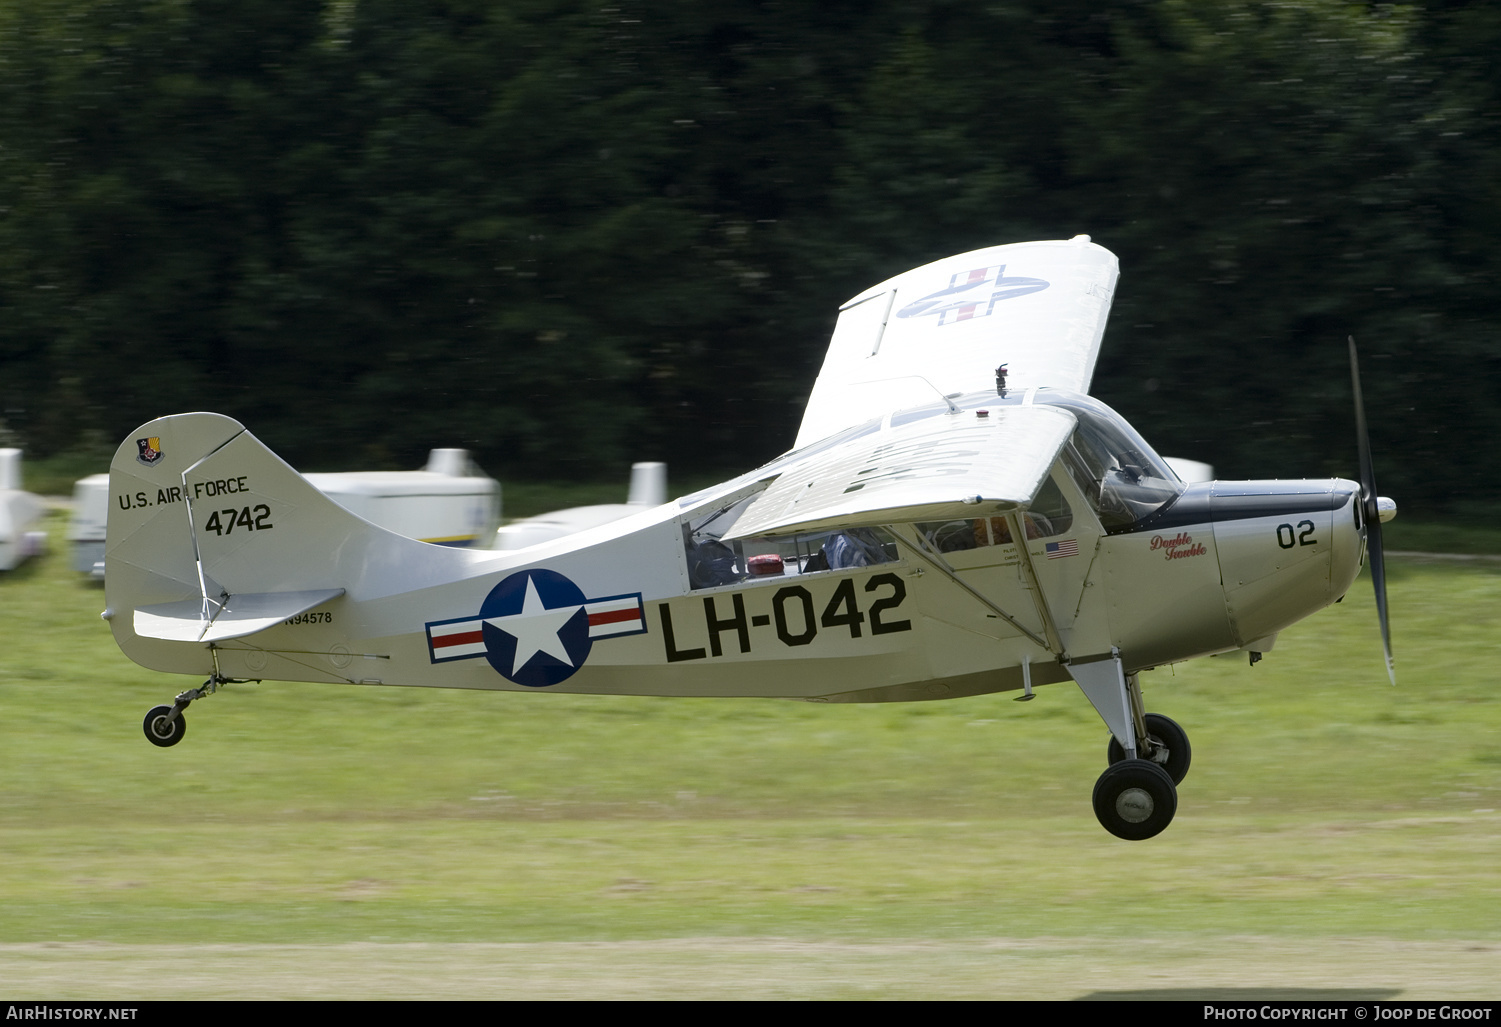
[856,375,961,414]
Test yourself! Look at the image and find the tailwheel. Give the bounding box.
[1093,758,1177,840]
[142,704,187,748]
[1107,712,1191,785]
[141,677,224,748]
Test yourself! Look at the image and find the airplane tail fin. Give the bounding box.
[105,412,475,674]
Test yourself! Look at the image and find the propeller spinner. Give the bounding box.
[1348,336,1395,684]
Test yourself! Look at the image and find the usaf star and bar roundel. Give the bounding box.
[424,569,646,687]
[895,264,1049,327]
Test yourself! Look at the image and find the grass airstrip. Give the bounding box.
[0,506,1499,999]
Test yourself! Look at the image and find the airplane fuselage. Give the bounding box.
[107,397,1366,706]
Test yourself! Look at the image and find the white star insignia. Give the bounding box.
[484,576,582,676]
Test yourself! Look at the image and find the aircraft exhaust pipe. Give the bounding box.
[1349,336,1395,685]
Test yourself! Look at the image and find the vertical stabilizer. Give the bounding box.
[105,413,480,675]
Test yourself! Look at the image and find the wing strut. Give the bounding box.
[1004,511,1067,658]
[888,525,1058,655]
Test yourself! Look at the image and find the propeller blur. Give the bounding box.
[1349,336,1396,685]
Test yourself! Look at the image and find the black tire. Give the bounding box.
[1106,713,1191,784]
[143,705,186,748]
[1092,758,1177,840]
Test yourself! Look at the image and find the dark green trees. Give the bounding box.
[0,1,1495,511]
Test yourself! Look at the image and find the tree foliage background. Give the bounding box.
[1,0,1496,514]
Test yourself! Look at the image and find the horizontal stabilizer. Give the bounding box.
[726,403,1076,539]
[134,588,345,643]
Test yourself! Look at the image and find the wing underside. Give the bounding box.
[726,403,1077,539]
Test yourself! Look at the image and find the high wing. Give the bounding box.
[794,236,1118,449]
[725,401,1076,539]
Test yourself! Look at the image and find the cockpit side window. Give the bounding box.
[680,483,898,590]
[917,474,1074,552]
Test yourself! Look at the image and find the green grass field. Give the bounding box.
[1,510,1499,998]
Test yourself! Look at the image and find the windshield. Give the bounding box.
[1035,390,1184,531]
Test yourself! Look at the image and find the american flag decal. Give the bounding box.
[1045,539,1079,559]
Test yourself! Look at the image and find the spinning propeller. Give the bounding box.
[1348,336,1395,685]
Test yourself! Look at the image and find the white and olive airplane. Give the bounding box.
[103,236,1395,840]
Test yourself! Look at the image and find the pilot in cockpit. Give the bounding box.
[928,514,1046,552]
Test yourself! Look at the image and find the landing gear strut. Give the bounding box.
[1070,650,1188,840]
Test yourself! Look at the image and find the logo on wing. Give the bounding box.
[424,569,646,687]
[896,265,1049,326]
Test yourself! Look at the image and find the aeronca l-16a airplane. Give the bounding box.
[104,236,1395,839]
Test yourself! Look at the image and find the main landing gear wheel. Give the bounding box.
[143,705,187,748]
[1107,712,1191,785]
[1092,758,1177,840]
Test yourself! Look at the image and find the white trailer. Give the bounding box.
[493,462,665,551]
[299,449,499,547]
[69,473,111,576]
[1164,457,1215,483]
[0,449,47,571]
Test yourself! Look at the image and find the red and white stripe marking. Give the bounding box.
[585,595,644,638]
[428,618,488,659]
